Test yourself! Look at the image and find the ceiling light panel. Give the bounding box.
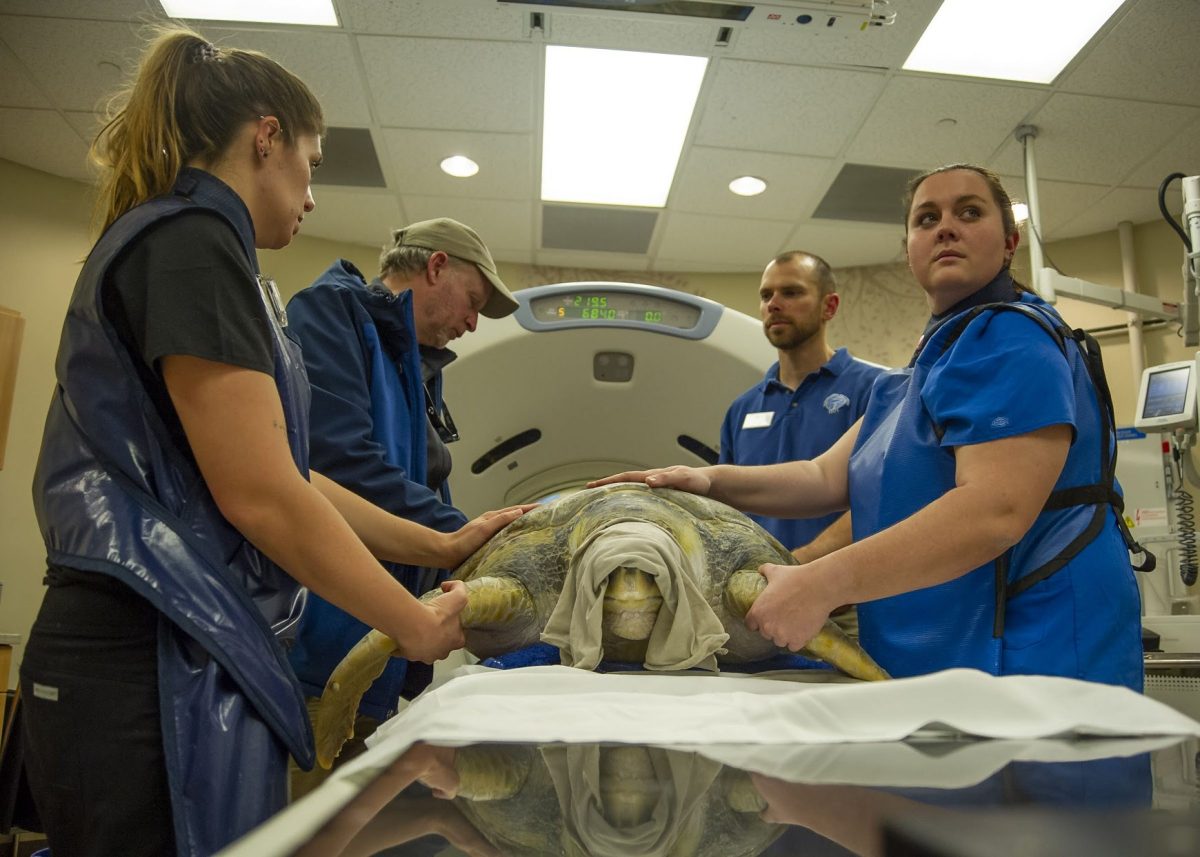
[159,1,338,26]
[902,0,1124,85]
[541,45,708,208]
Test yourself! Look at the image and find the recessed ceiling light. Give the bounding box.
[903,0,1123,84]
[159,0,337,26]
[728,176,767,197]
[440,155,479,178]
[1012,202,1030,224]
[541,45,708,208]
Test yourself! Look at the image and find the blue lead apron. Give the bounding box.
[33,169,314,855]
[847,296,1147,689]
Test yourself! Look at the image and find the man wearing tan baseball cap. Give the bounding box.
[283,218,516,793]
[388,217,518,321]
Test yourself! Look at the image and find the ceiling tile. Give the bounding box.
[358,35,536,132]
[544,12,718,55]
[655,212,794,267]
[1050,186,1182,242]
[0,38,51,109]
[652,258,760,274]
[541,205,657,254]
[694,60,886,157]
[813,163,920,224]
[0,107,91,181]
[533,249,651,271]
[727,0,941,67]
[846,75,1048,169]
[996,174,1114,237]
[0,17,139,113]
[988,93,1199,186]
[312,127,386,187]
[0,1,157,20]
[340,0,527,40]
[62,110,104,142]
[670,147,835,220]
[301,188,402,247]
[1059,0,1200,107]
[379,127,534,199]
[782,220,907,269]
[0,0,1190,274]
[1125,115,1200,190]
[201,27,372,126]
[399,195,534,253]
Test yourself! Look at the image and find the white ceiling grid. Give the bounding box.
[0,0,1197,271]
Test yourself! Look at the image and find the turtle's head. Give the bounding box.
[602,567,662,640]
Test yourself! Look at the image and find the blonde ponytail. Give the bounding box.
[90,26,323,235]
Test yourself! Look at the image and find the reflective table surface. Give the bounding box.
[270,736,1200,857]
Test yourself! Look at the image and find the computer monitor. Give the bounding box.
[1134,358,1199,432]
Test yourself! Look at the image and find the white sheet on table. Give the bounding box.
[362,666,1200,764]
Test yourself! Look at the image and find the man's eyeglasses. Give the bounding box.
[424,381,459,444]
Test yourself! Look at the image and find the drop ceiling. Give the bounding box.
[1,0,1197,271]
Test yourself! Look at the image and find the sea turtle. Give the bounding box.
[445,742,782,857]
[314,484,888,767]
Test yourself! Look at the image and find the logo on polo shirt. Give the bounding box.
[823,393,850,414]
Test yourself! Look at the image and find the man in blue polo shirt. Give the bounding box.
[719,250,884,572]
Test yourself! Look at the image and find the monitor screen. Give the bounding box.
[1142,365,1192,418]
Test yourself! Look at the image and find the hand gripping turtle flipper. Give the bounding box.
[314,576,537,769]
[724,570,889,682]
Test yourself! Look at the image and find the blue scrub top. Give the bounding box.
[720,348,884,549]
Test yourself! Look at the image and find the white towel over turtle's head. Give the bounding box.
[541,520,730,671]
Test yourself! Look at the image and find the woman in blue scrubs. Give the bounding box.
[593,164,1144,691]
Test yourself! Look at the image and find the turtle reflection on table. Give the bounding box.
[316,484,889,768]
[451,742,781,857]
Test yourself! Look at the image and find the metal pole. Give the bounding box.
[1118,220,1145,383]
[1015,124,1051,301]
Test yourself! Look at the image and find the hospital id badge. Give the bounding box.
[742,411,773,429]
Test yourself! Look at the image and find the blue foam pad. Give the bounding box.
[478,643,833,673]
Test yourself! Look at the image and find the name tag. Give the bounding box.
[742,411,774,429]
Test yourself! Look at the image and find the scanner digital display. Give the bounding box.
[530,291,703,330]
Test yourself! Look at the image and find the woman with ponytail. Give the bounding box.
[21,27,525,856]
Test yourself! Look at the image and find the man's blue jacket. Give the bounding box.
[285,260,468,718]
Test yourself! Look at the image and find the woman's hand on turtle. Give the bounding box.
[744,563,832,652]
[442,504,536,567]
[401,580,467,664]
[587,465,712,495]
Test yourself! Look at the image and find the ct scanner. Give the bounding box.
[444,281,776,516]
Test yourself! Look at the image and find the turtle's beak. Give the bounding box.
[602,567,663,641]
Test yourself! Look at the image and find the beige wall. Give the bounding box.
[0,156,1194,687]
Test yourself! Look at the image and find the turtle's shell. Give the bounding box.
[453,483,795,662]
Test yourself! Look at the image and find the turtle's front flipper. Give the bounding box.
[459,575,536,627]
[458,575,540,659]
[314,576,539,768]
[723,570,889,682]
[724,569,767,618]
[314,629,398,769]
